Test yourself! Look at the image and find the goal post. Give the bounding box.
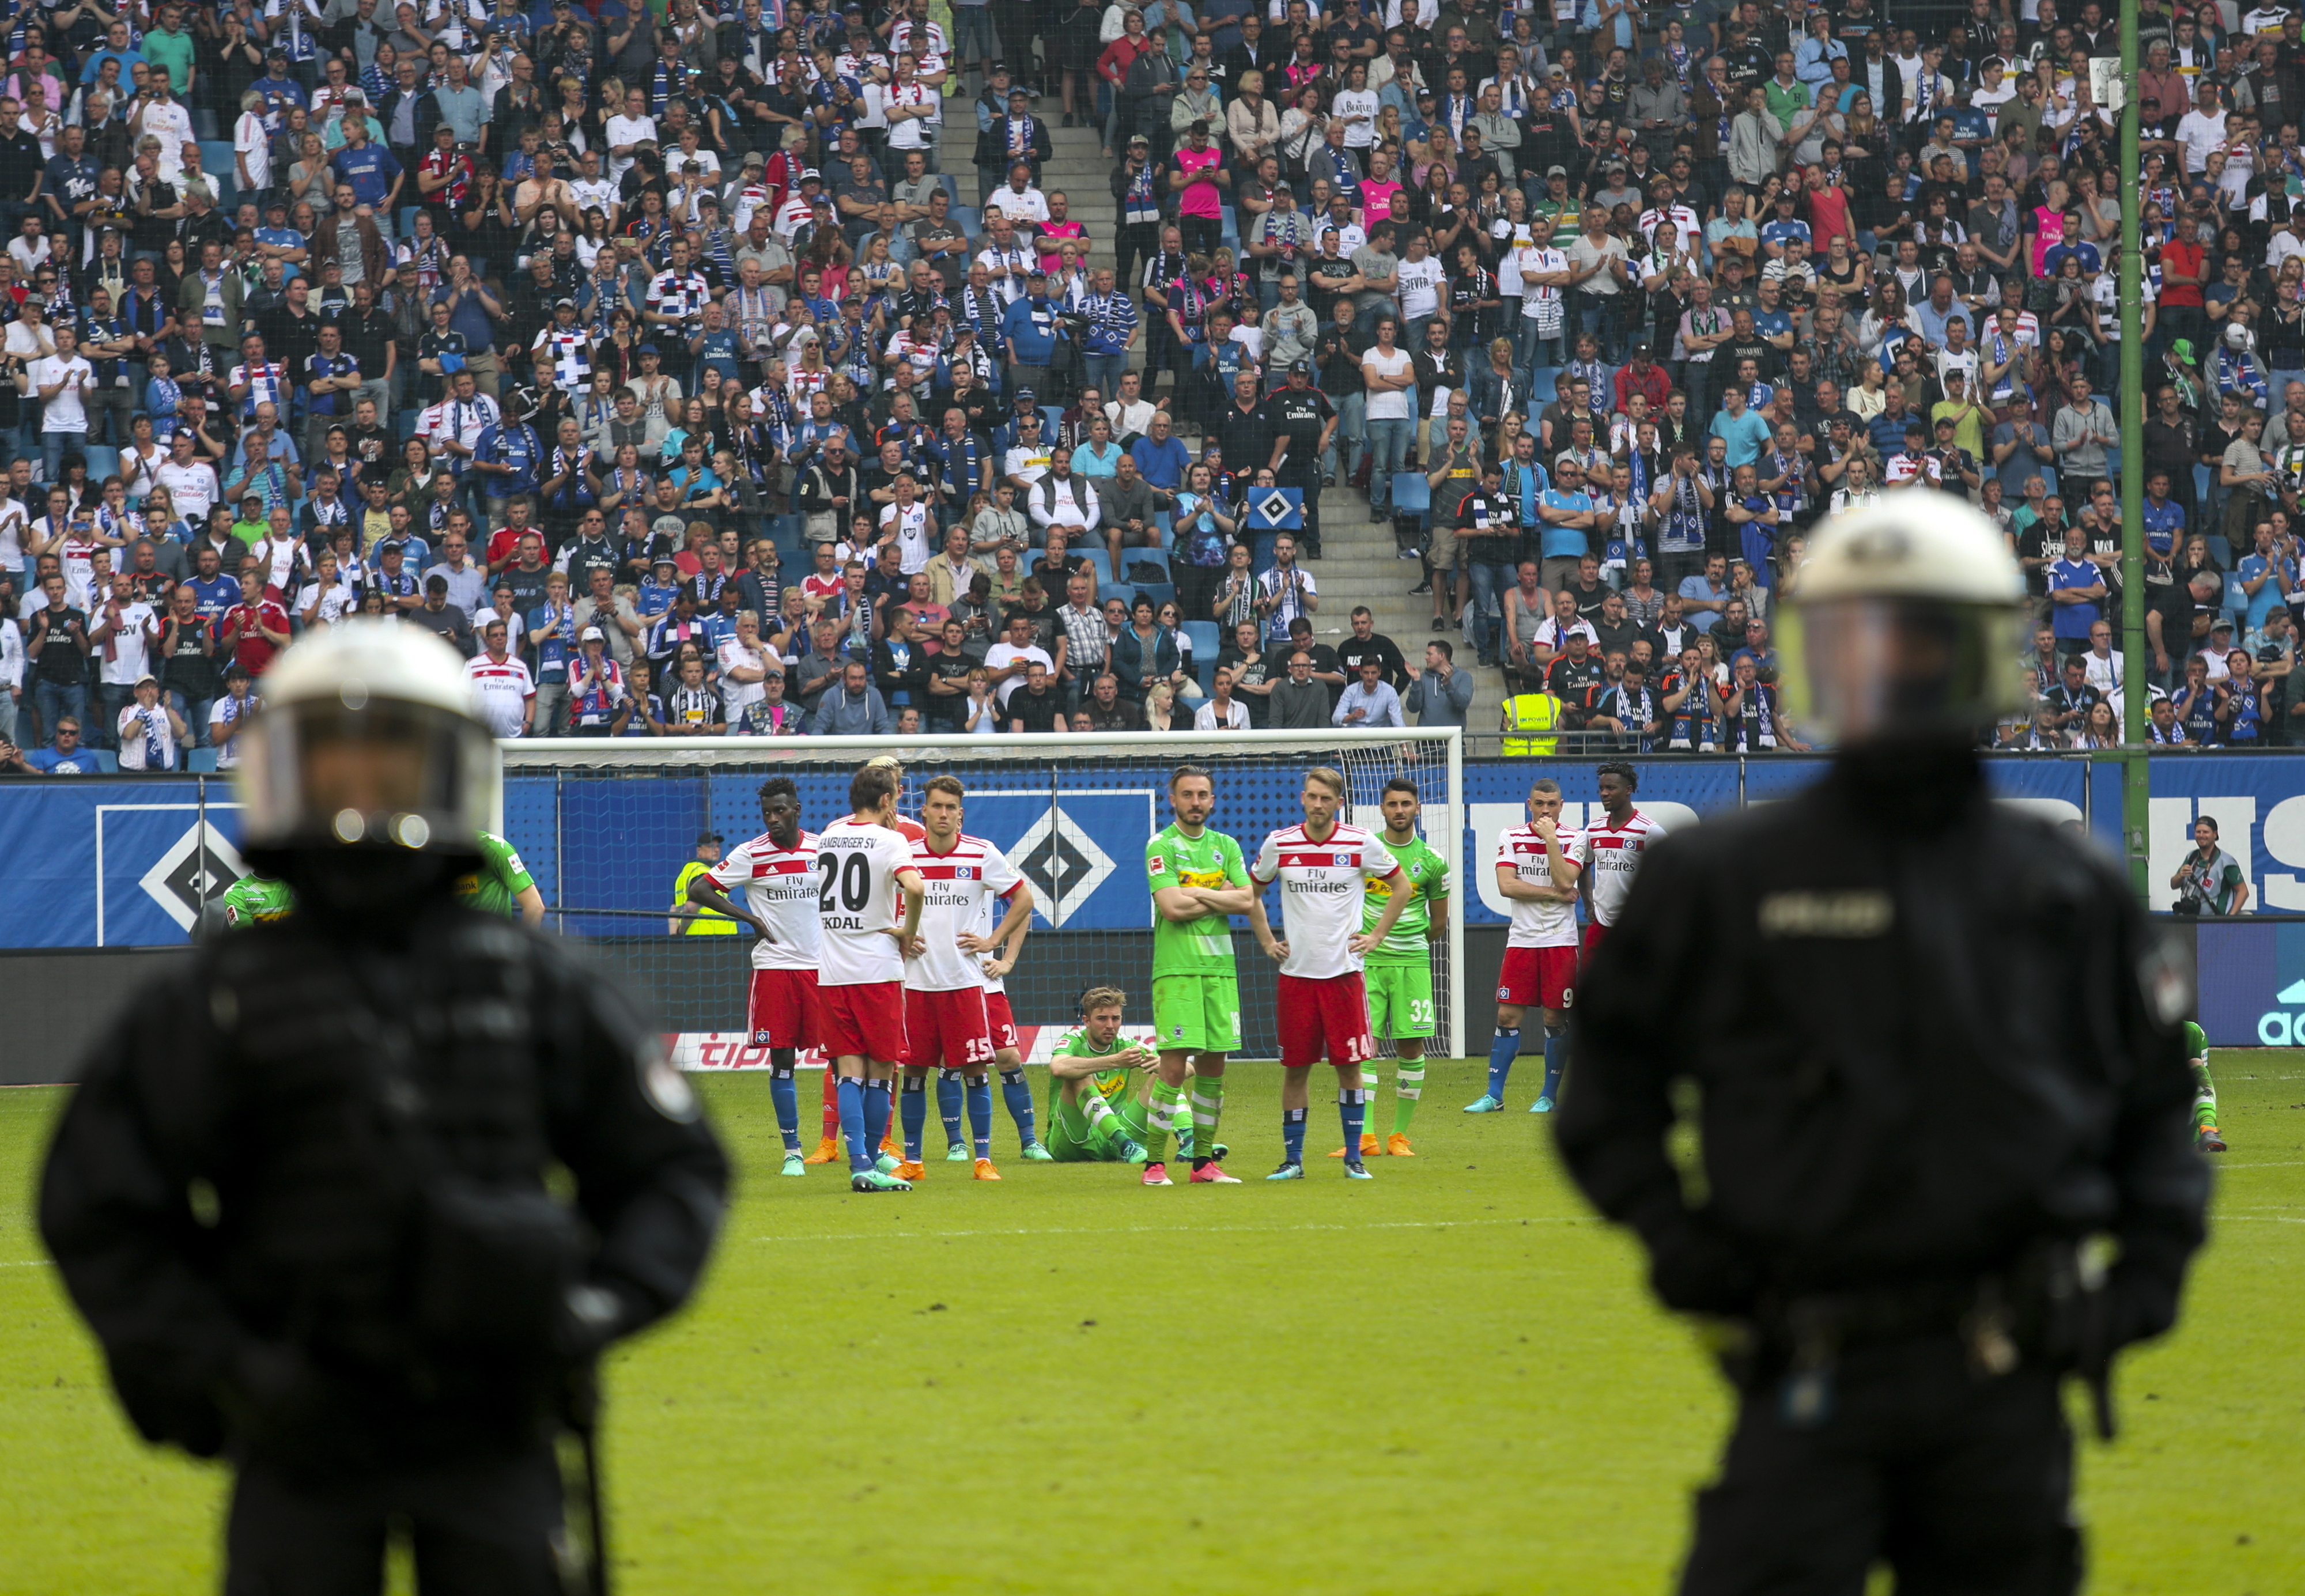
[497,728,1467,1065]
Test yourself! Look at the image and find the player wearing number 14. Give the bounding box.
[1250,766,1414,1180]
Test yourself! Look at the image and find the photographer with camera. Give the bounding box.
[2171,814,2250,916]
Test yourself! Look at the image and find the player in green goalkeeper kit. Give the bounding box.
[1045,988,1224,1164]
[195,831,542,937]
[2187,1021,2225,1152]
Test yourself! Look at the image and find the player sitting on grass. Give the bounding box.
[1045,988,1158,1164]
[1046,989,1225,1164]
[1251,766,1413,1181]
[1335,776,1450,1159]
[2188,1020,2225,1152]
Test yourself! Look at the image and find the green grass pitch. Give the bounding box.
[2,1054,2301,1595]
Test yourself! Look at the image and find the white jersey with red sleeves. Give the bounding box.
[814,815,919,985]
[1567,808,1668,927]
[1497,824,1580,948]
[1250,821,1402,979]
[906,832,1025,991]
[703,829,823,971]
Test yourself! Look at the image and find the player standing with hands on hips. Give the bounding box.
[40,623,729,1593]
[1559,495,2210,1594]
[1252,766,1413,1181]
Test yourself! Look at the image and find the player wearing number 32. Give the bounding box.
[897,776,1036,1184]
[818,763,929,1193]
[1251,766,1414,1182]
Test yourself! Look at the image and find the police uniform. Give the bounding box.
[1557,498,2209,1596]
[1267,380,1336,555]
[38,623,730,1596]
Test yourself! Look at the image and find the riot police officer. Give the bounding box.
[40,622,729,1595]
[1558,493,2209,1594]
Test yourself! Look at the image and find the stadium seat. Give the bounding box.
[90,750,119,773]
[398,206,422,241]
[1153,509,1173,545]
[83,445,119,483]
[1040,405,1063,433]
[939,174,959,207]
[396,411,418,441]
[191,109,220,140]
[1390,472,1430,515]
[1081,547,1114,588]
[1527,366,1560,402]
[951,205,979,236]
[1132,581,1177,608]
[2104,443,2121,480]
[187,749,219,772]
[1185,619,1219,661]
[2195,464,2213,503]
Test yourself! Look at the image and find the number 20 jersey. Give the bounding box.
[813,815,919,986]
[701,830,823,971]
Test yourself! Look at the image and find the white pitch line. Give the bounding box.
[754,1216,1588,1243]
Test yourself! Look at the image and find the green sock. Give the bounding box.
[2191,1059,2219,1130]
[1394,1060,1425,1134]
[1140,1088,1175,1164]
[1189,1076,1225,1164]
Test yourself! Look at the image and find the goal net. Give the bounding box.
[498,729,1465,1066]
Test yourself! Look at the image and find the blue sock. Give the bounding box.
[1339,1087,1367,1158]
[900,1075,927,1160]
[1541,1030,1566,1102]
[838,1077,872,1173]
[936,1070,964,1147]
[1487,1028,1521,1100]
[769,1065,800,1153]
[1282,1106,1308,1165]
[863,1078,892,1159]
[967,1076,994,1158]
[1000,1066,1037,1145]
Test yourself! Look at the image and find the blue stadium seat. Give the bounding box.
[1153,509,1173,546]
[1132,581,1177,608]
[939,174,960,207]
[1185,619,1219,661]
[1527,365,1560,402]
[84,445,120,483]
[396,411,418,441]
[1390,472,1430,515]
[398,206,422,241]
[2195,463,2213,504]
[951,205,980,237]
[191,109,220,141]
[1081,547,1114,588]
[90,750,119,773]
[1040,405,1063,433]
[2104,443,2121,480]
[187,749,219,772]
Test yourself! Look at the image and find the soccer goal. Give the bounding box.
[497,729,1467,1065]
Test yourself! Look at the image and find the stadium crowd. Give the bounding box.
[2,0,2303,766]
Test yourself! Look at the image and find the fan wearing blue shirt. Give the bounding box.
[2141,470,2186,562]
[2046,524,2108,648]
[1708,386,1773,468]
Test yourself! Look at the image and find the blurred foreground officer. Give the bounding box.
[40,622,729,1596]
[1559,493,2209,1595]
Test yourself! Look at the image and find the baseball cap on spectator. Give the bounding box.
[1546,164,1568,178]
[743,150,766,169]
[580,626,605,642]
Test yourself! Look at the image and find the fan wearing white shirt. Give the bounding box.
[1194,667,1253,729]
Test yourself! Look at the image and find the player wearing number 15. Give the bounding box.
[819,763,928,1193]
[1252,766,1413,1181]
[897,776,1036,1183]
[1143,764,1257,1188]
[686,778,822,1178]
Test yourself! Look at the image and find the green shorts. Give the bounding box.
[1045,1096,1114,1162]
[1364,958,1437,1039]
[1150,974,1241,1054]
